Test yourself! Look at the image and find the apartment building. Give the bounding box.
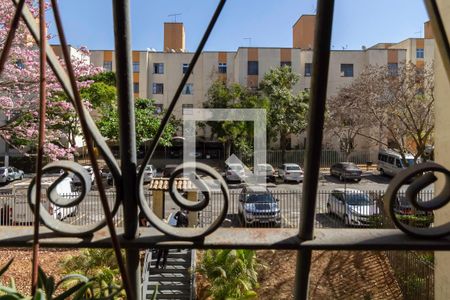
[86,14,433,150]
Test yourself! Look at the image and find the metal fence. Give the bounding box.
[0,190,152,227]
[198,189,435,229]
[385,251,434,300]
[261,150,378,168]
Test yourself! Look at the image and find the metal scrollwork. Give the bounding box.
[385,162,450,238]
[27,161,121,236]
[138,162,229,239]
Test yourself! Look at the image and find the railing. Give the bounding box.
[385,251,434,300]
[0,0,448,299]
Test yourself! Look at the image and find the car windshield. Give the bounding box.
[342,163,358,169]
[229,165,243,171]
[246,193,275,204]
[0,168,5,174]
[287,166,300,171]
[345,193,374,205]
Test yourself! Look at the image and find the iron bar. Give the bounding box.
[295,0,335,299]
[112,0,139,298]
[424,0,450,81]
[0,0,25,74]
[31,0,47,295]
[2,228,450,251]
[139,0,227,171]
[51,1,133,298]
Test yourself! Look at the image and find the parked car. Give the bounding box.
[224,163,245,182]
[378,149,415,177]
[255,163,276,183]
[330,162,362,182]
[278,163,303,183]
[238,185,281,227]
[0,167,24,183]
[394,195,433,216]
[163,164,178,177]
[12,177,77,224]
[327,188,380,227]
[393,195,434,227]
[71,166,95,189]
[138,164,155,183]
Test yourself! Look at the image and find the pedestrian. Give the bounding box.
[174,209,189,227]
[155,248,169,268]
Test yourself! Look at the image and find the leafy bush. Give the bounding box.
[198,249,260,300]
[0,258,122,299]
[60,249,125,299]
[396,214,434,228]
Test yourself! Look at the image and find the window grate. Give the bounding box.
[0,0,449,299]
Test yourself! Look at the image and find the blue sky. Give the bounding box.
[48,0,429,52]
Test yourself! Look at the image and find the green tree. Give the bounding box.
[198,249,260,300]
[204,80,268,159]
[97,98,177,148]
[260,66,309,163]
[80,71,117,110]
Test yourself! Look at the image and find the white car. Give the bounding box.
[71,166,95,189]
[225,163,245,182]
[12,177,78,223]
[138,164,155,183]
[278,163,304,183]
[0,167,24,183]
[327,188,380,227]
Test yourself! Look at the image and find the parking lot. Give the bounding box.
[0,169,433,229]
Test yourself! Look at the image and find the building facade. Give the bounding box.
[86,15,434,151]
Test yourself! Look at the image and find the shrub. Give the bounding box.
[198,249,260,300]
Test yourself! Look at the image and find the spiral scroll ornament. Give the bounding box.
[384,162,450,238]
[138,162,229,239]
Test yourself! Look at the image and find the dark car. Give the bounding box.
[394,195,434,227]
[238,185,281,227]
[330,162,362,182]
[163,164,178,177]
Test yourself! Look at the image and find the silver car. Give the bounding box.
[327,188,380,227]
[278,163,304,183]
[138,164,155,183]
[0,167,24,183]
[225,163,245,182]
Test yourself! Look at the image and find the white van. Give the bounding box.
[12,177,78,224]
[377,149,415,177]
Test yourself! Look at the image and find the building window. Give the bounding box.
[388,63,398,76]
[340,64,354,77]
[416,48,424,59]
[103,61,112,71]
[182,63,190,74]
[247,61,258,75]
[155,104,163,114]
[132,62,139,73]
[281,61,292,67]
[152,83,164,94]
[304,63,312,77]
[218,63,227,74]
[182,83,193,95]
[133,83,139,93]
[153,63,164,74]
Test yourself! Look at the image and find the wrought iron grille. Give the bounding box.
[0,0,449,299]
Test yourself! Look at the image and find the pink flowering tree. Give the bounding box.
[0,1,100,161]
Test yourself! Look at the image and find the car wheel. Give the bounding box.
[344,215,350,227]
[20,175,23,180]
[355,178,361,182]
[380,169,385,176]
[339,175,344,181]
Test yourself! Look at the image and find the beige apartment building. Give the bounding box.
[86,14,434,151]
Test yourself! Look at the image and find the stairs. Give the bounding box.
[142,249,195,300]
